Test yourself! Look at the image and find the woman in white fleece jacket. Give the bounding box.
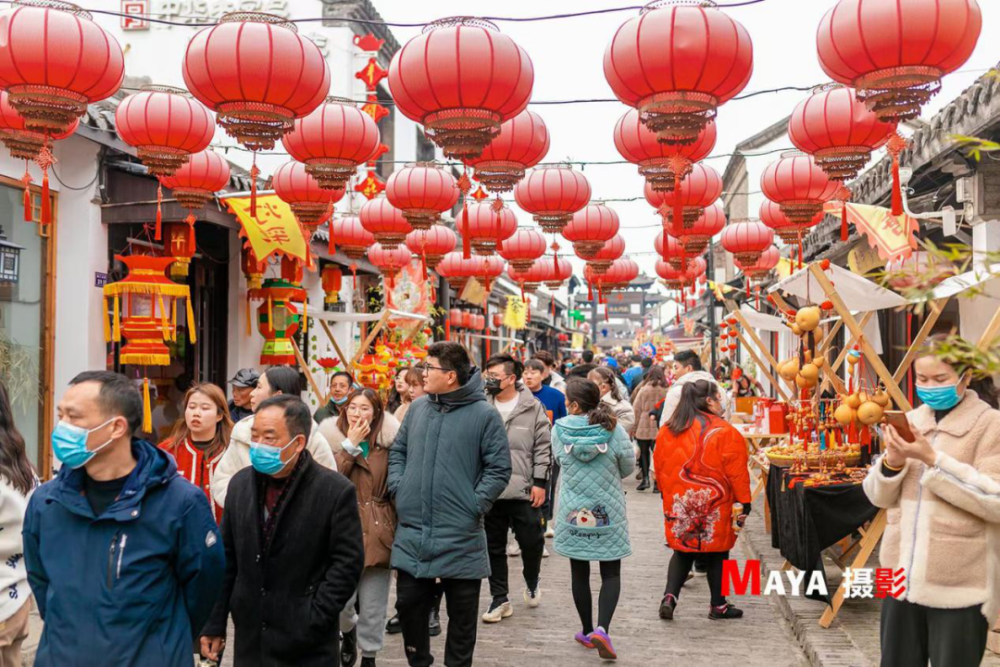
[864,343,1000,667]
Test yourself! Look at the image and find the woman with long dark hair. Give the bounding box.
[0,381,36,664]
[159,383,233,522]
[655,380,751,621]
[631,366,668,491]
[588,366,635,434]
[552,377,634,660]
[387,366,409,416]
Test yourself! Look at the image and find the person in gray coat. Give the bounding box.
[388,342,511,667]
[481,355,552,624]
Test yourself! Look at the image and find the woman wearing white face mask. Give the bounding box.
[864,334,1000,666]
[210,366,337,508]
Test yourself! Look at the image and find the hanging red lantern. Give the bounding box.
[614,108,716,192]
[463,109,549,192]
[473,314,486,332]
[473,255,505,292]
[282,97,381,191]
[507,262,546,293]
[406,226,457,271]
[331,215,374,260]
[368,243,412,290]
[241,245,266,290]
[272,161,344,227]
[817,0,981,123]
[761,151,839,225]
[721,220,774,266]
[735,245,780,281]
[604,2,753,144]
[499,227,547,272]
[436,252,478,291]
[462,311,475,330]
[0,90,77,161]
[563,203,620,259]
[388,18,534,159]
[163,221,197,279]
[677,203,725,257]
[655,261,690,291]
[536,255,573,289]
[759,198,824,259]
[360,198,412,250]
[643,163,722,233]
[385,163,459,230]
[654,231,691,271]
[321,265,343,304]
[788,84,895,182]
[464,202,517,255]
[588,234,625,274]
[159,149,231,216]
[0,1,125,134]
[493,313,503,329]
[602,258,640,292]
[116,86,215,177]
[514,166,591,234]
[685,256,708,282]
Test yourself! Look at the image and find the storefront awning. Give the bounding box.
[768,263,907,311]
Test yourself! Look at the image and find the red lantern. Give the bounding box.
[493,313,503,329]
[721,220,774,266]
[388,18,534,159]
[321,265,343,304]
[604,2,753,144]
[654,231,691,271]
[507,262,546,293]
[537,255,573,289]
[0,1,124,134]
[644,164,722,232]
[159,150,231,215]
[588,234,625,274]
[385,163,459,230]
[473,256,505,291]
[735,245,780,281]
[115,86,215,177]
[499,227,547,272]
[514,166,591,234]
[406,226,457,271]
[368,243,412,290]
[183,13,329,151]
[449,308,465,328]
[614,108,716,192]
[164,221,197,278]
[473,314,486,332]
[282,97,381,191]
[241,245,265,290]
[817,0,982,123]
[464,109,549,192]
[0,90,77,161]
[759,199,823,245]
[331,215,374,260]
[677,204,725,257]
[563,204,620,259]
[602,258,640,291]
[788,84,894,182]
[360,198,412,250]
[464,202,517,255]
[760,152,839,225]
[436,252,478,291]
[462,311,474,330]
[272,161,343,227]
[655,260,690,291]
[685,256,708,282]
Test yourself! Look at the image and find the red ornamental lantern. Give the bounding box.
[0,90,77,161]
[473,256,505,291]
[464,109,549,192]
[464,202,517,255]
[655,260,690,291]
[331,215,374,260]
[272,161,343,227]
[282,97,381,191]
[0,1,125,134]
[735,245,780,281]
[563,204,620,259]
[321,265,343,304]
[721,220,774,266]
[677,204,725,257]
[449,308,464,329]
[760,152,839,225]
[537,255,573,289]
[241,244,265,290]
[499,227,546,272]
[507,262,545,293]
[462,311,474,330]
[159,150,231,217]
[588,234,625,274]
[602,258,640,291]
[759,199,823,263]
[788,84,894,182]
[493,313,503,329]
[115,86,214,177]
[614,108,716,192]
[604,2,753,144]
[644,163,722,234]
[385,163,459,230]
[514,166,591,234]
[654,231,692,271]
[436,252,477,291]
[406,226,457,272]
[368,243,412,290]
[388,18,534,159]
[360,198,412,250]
[473,314,486,332]
[817,0,982,123]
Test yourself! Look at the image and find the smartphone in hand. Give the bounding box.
[883,410,916,443]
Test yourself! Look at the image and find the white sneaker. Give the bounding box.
[507,542,521,557]
[523,586,542,608]
[542,546,550,558]
[481,600,513,623]
[544,525,555,539]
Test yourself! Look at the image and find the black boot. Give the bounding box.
[659,594,677,620]
[637,475,650,491]
[428,607,442,637]
[341,628,358,667]
[360,658,376,667]
[709,602,744,620]
[385,613,402,635]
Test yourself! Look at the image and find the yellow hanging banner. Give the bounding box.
[823,201,918,263]
[503,296,527,330]
[571,333,585,349]
[225,194,309,263]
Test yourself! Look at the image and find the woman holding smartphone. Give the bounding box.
[864,335,1000,666]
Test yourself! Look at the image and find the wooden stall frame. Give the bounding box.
[722,298,795,400]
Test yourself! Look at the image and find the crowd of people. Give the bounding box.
[0,334,993,666]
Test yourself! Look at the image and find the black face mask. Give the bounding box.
[485,377,504,395]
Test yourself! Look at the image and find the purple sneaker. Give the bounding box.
[574,631,595,649]
[588,627,617,660]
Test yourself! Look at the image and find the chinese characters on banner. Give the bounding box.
[224,195,309,264]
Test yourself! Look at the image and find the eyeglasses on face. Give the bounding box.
[424,364,451,373]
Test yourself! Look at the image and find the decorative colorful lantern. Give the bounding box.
[464,202,517,255]
[436,252,477,291]
[331,215,374,260]
[604,2,753,144]
[614,108,716,192]
[817,0,981,123]
[514,166,591,234]
[588,234,626,274]
[321,264,343,304]
[759,199,823,264]
[282,97,381,191]
[163,221,196,279]
[563,203,620,259]
[388,18,534,158]
[272,161,343,227]
[677,203,726,257]
[721,220,774,266]
[159,149,231,220]
[499,227,547,272]
[760,152,840,229]
[0,90,78,162]
[368,243,412,290]
[116,86,214,178]
[359,197,412,250]
[385,163,459,230]
[406,226,457,273]
[241,245,265,290]
[537,255,573,289]
[644,164,722,234]
[463,109,549,192]
[255,265,307,366]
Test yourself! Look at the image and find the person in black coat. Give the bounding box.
[200,395,364,666]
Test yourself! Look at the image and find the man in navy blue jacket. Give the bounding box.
[23,371,224,667]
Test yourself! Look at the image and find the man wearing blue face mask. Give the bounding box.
[314,371,354,424]
[201,394,363,665]
[22,371,225,667]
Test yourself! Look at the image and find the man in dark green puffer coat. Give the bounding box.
[388,342,511,667]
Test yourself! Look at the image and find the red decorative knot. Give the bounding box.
[464,110,549,193]
[604,0,752,144]
[472,186,489,201]
[389,17,534,159]
[385,163,460,230]
[272,161,344,227]
[614,108,715,192]
[514,165,591,234]
[760,151,839,225]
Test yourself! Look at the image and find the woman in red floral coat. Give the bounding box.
[654,379,751,621]
[159,383,233,523]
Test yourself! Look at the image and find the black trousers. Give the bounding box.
[879,597,988,667]
[569,559,622,634]
[395,570,482,667]
[542,460,561,522]
[665,550,729,607]
[636,438,655,480]
[485,499,544,599]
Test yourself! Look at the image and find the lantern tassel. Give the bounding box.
[746,280,750,298]
[887,131,906,218]
[328,218,336,255]
[421,253,428,281]
[158,295,169,341]
[303,297,308,334]
[351,263,358,290]
[672,179,683,237]
[267,296,273,329]
[112,295,121,342]
[840,200,849,242]
[797,230,804,269]
[186,298,196,343]
[587,281,593,302]
[22,162,31,222]
[250,155,260,218]
[155,183,163,240]
[461,202,471,259]
[102,297,111,343]
[245,294,252,337]
[171,298,177,342]
[40,165,50,225]
[755,285,761,310]
[142,378,153,434]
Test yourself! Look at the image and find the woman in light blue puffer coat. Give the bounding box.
[552,377,635,661]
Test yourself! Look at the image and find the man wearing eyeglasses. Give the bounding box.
[388,342,511,667]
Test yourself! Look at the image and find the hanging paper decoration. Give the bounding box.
[563,203,620,259]
[503,296,528,330]
[253,257,307,366]
[463,109,549,193]
[385,163,460,230]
